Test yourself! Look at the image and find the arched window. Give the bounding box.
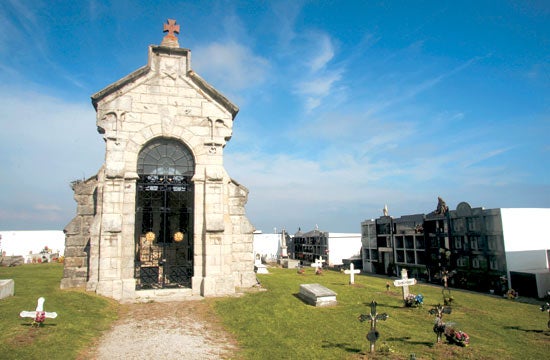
[135,138,194,289]
[137,138,194,176]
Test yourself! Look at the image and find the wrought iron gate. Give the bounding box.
[134,139,194,290]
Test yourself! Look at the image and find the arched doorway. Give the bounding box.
[134,138,195,289]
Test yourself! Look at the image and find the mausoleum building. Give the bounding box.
[61,20,257,302]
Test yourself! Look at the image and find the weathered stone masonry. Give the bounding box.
[61,24,256,301]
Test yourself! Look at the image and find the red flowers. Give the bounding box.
[34,311,46,325]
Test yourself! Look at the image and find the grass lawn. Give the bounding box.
[1,263,548,359]
[212,266,550,359]
[0,263,118,360]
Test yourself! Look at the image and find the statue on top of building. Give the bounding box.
[434,196,449,216]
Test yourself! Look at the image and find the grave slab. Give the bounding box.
[0,279,14,299]
[254,254,269,274]
[281,258,300,269]
[298,283,337,307]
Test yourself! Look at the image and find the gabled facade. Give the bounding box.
[61,21,256,301]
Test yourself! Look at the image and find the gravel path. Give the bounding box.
[82,300,239,360]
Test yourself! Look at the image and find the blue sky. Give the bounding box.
[0,1,548,233]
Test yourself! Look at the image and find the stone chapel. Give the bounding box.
[61,20,257,302]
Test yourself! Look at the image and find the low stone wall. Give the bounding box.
[0,256,24,267]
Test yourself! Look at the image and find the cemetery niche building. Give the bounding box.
[290,228,361,268]
[61,20,257,302]
[361,200,550,298]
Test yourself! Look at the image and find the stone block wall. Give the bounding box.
[229,180,256,288]
[62,41,256,301]
[60,176,97,289]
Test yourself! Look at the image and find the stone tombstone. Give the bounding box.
[0,279,14,300]
[282,258,300,269]
[298,283,337,307]
[280,229,288,258]
[61,19,256,301]
[254,253,268,274]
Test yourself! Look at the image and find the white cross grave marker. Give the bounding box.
[344,263,361,284]
[393,269,417,300]
[20,297,58,326]
[310,256,325,271]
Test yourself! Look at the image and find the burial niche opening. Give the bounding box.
[134,138,195,290]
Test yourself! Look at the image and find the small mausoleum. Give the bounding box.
[61,20,257,302]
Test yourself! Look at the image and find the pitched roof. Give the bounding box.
[91,46,239,118]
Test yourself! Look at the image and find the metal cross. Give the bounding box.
[358,300,389,353]
[429,304,452,343]
[163,19,180,38]
[440,269,456,289]
[440,269,456,305]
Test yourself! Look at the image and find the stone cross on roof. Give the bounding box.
[161,19,180,48]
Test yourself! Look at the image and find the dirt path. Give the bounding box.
[80,300,239,360]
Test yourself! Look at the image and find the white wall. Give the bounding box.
[327,233,361,266]
[501,208,550,252]
[253,233,282,261]
[506,250,548,271]
[0,231,65,257]
[536,272,550,298]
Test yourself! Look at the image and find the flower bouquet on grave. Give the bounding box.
[444,326,470,347]
[404,294,423,307]
[33,311,47,327]
[315,267,323,275]
[442,288,454,305]
[506,289,518,299]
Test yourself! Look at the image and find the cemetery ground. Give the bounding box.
[0,264,548,359]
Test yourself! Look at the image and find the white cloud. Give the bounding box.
[295,70,342,97]
[192,41,270,92]
[308,33,335,72]
[34,204,62,212]
[0,86,103,230]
